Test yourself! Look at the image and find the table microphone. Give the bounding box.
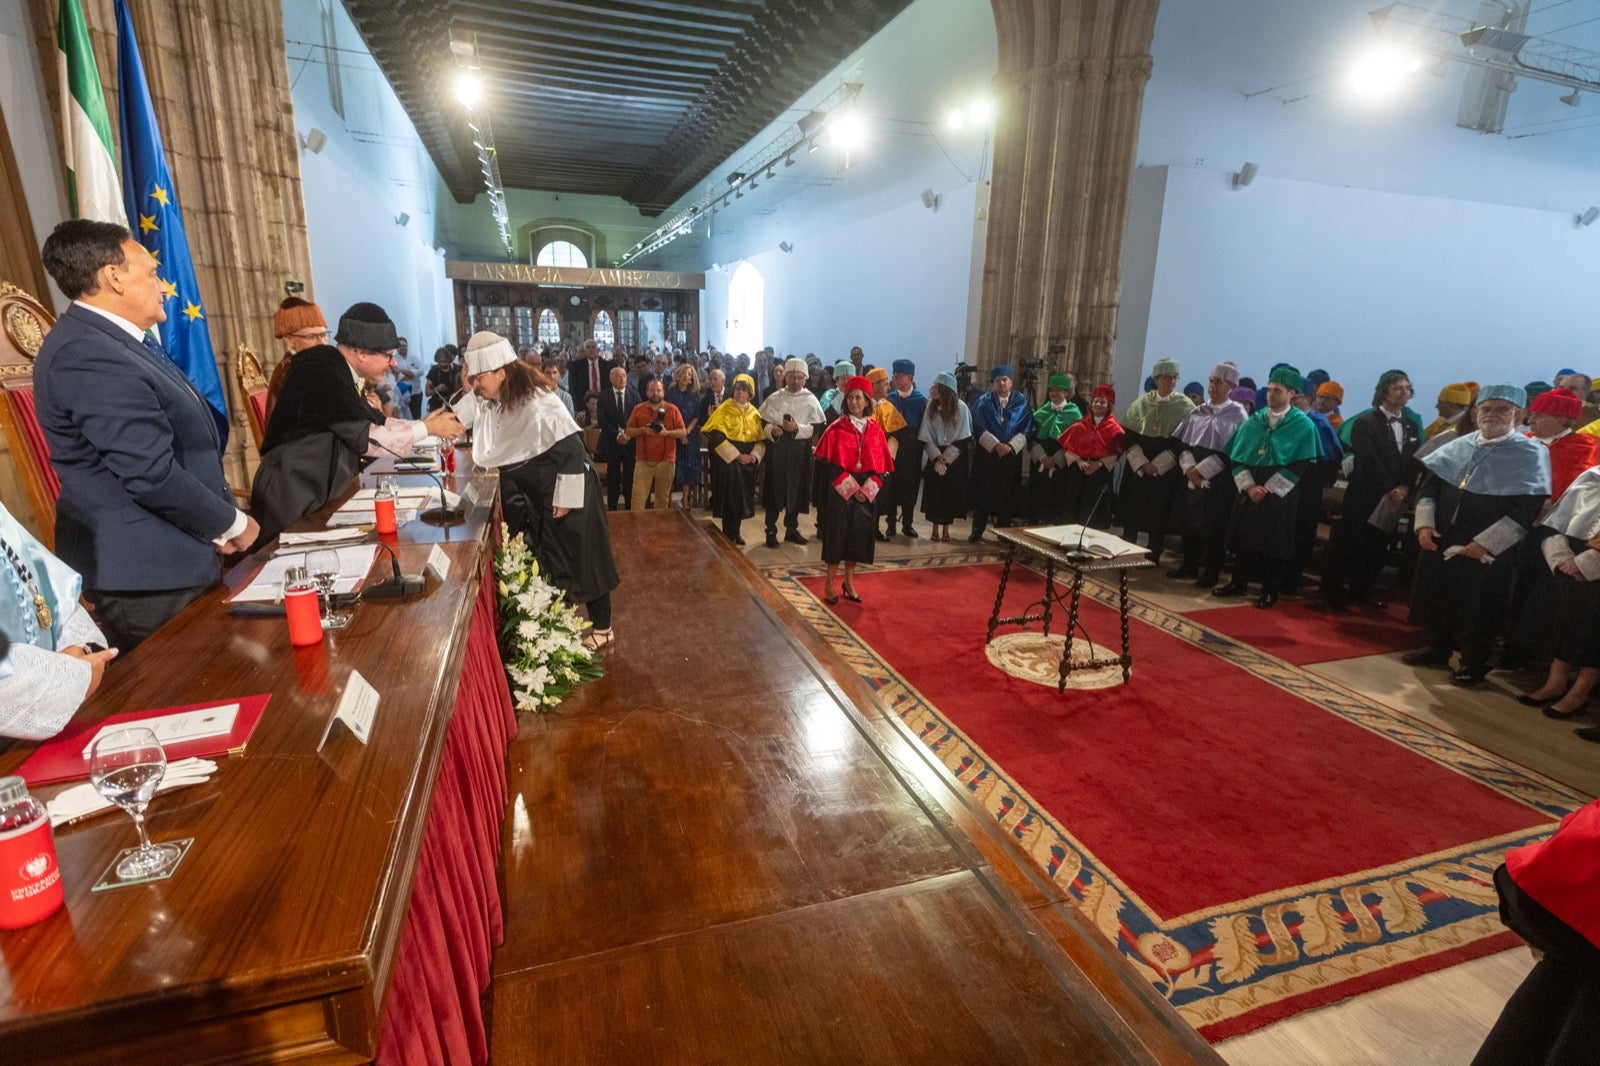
[362,538,425,600]
[1067,483,1110,562]
[368,436,465,527]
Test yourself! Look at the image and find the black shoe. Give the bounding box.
[1515,693,1553,707]
[734,535,746,546]
[1351,594,1389,610]
[1575,726,1600,743]
[1254,591,1279,609]
[765,533,780,549]
[1167,566,1199,580]
[1449,669,1486,688]
[902,524,917,538]
[875,529,891,542]
[968,529,985,543]
[784,530,808,545]
[1544,705,1586,721]
[1402,648,1451,668]
[1212,581,1248,599]
[1194,571,1218,589]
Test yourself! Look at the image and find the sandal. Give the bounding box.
[582,628,615,653]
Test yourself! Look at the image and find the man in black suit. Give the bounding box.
[34,219,259,651]
[567,337,611,400]
[597,365,639,509]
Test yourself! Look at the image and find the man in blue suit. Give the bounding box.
[35,219,257,651]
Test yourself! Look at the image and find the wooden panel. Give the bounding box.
[0,453,498,1060]
[490,510,1223,1065]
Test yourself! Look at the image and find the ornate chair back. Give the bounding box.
[0,281,61,546]
[236,343,269,449]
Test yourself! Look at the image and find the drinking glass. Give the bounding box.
[306,548,349,628]
[89,727,182,879]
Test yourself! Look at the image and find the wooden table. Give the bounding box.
[0,453,510,1064]
[987,527,1154,690]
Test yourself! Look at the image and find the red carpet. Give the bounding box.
[1182,597,1424,666]
[779,560,1577,1039]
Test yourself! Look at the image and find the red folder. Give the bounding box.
[15,694,271,786]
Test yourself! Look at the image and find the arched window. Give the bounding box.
[593,310,615,347]
[536,240,588,268]
[726,262,764,357]
[537,308,561,345]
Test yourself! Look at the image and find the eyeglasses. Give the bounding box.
[289,329,329,342]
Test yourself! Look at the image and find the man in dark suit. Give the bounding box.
[596,365,639,510]
[567,337,612,400]
[34,219,258,651]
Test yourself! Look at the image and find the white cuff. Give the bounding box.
[834,474,861,499]
[1008,433,1027,453]
[794,422,815,440]
[1178,450,1197,472]
[1577,549,1600,581]
[1265,472,1296,497]
[941,445,960,465]
[1233,468,1256,493]
[1474,516,1526,557]
[1150,450,1177,475]
[1544,535,1577,570]
[1415,498,1437,530]
[553,473,585,510]
[409,420,428,446]
[1125,444,1149,470]
[979,430,1000,452]
[211,509,249,547]
[1196,455,1226,481]
[1099,454,1118,471]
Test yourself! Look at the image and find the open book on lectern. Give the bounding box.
[1026,525,1148,558]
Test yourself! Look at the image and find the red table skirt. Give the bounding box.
[376,565,516,1065]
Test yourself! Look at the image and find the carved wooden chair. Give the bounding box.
[0,281,61,547]
[236,343,269,450]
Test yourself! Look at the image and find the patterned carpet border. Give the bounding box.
[762,551,1586,1038]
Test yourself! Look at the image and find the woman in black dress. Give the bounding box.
[701,373,765,544]
[457,331,620,651]
[812,376,895,604]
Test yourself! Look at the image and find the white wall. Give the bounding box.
[282,0,453,352]
[1114,0,1600,404]
[1124,165,1600,403]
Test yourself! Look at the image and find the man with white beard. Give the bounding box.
[1404,383,1551,688]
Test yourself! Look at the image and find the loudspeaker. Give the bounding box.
[1231,162,1258,190]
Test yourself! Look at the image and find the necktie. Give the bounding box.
[142,335,168,361]
[591,361,599,393]
[616,389,623,413]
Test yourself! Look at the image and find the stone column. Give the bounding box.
[979,0,1159,389]
[28,0,312,488]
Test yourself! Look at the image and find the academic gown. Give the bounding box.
[251,345,385,545]
[1411,433,1550,661]
[501,434,619,607]
[1172,401,1246,574]
[1291,411,1345,580]
[884,388,927,520]
[1225,407,1320,562]
[758,389,825,522]
[918,402,973,525]
[1118,391,1195,545]
[969,390,1031,522]
[1027,401,1082,524]
[814,416,894,564]
[702,400,766,527]
[1059,414,1126,529]
[870,399,907,521]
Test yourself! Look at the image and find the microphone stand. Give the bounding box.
[369,435,465,528]
[363,538,425,600]
[1066,482,1110,562]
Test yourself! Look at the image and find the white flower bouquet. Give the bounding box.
[494,524,604,711]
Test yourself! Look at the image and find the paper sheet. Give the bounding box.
[231,545,379,602]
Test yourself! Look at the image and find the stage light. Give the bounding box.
[828,107,867,150]
[1347,43,1421,103]
[966,97,995,125]
[454,71,483,108]
[946,107,965,130]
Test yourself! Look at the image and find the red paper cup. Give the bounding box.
[285,585,323,646]
[374,495,397,534]
[0,818,63,929]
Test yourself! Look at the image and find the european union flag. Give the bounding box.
[115,0,227,445]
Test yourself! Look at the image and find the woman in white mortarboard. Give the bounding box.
[456,332,619,652]
[0,502,117,740]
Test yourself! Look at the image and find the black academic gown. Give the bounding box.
[920,441,972,525]
[251,345,385,545]
[1027,437,1072,524]
[1227,460,1312,561]
[499,434,618,607]
[705,432,761,525]
[1177,443,1237,575]
[1410,476,1544,663]
[762,425,820,524]
[1119,429,1184,548]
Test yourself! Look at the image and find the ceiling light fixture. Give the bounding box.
[453,70,483,109]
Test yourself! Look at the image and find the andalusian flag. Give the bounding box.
[56,0,125,223]
[116,0,227,444]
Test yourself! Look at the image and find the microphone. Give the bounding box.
[429,381,466,412]
[367,435,466,527]
[1067,483,1111,562]
[362,538,425,600]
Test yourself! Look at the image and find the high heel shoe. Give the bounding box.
[823,588,839,605]
[1544,704,1586,721]
[582,628,615,652]
[842,585,862,603]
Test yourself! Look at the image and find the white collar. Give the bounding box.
[74,300,147,342]
[848,415,869,431]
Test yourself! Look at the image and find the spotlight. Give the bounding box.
[1231,162,1259,190]
[765,165,775,180]
[966,97,995,125]
[779,241,794,254]
[300,128,327,154]
[1578,207,1599,227]
[395,212,410,227]
[827,108,867,150]
[1347,44,1421,103]
[1561,89,1582,107]
[946,107,965,130]
[920,188,940,211]
[454,70,483,108]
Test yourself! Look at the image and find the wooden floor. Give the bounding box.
[489,509,1221,1064]
[490,507,1597,1064]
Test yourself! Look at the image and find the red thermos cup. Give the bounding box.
[285,576,323,646]
[0,776,64,929]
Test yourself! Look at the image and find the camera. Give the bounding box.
[284,280,304,295]
[648,407,666,433]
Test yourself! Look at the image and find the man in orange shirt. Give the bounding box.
[626,377,686,510]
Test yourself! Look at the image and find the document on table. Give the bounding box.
[325,487,462,526]
[231,545,379,602]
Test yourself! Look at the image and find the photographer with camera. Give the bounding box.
[625,377,687,511]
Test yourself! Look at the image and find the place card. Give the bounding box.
[317,670,380,750]
[425,544,451,582]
